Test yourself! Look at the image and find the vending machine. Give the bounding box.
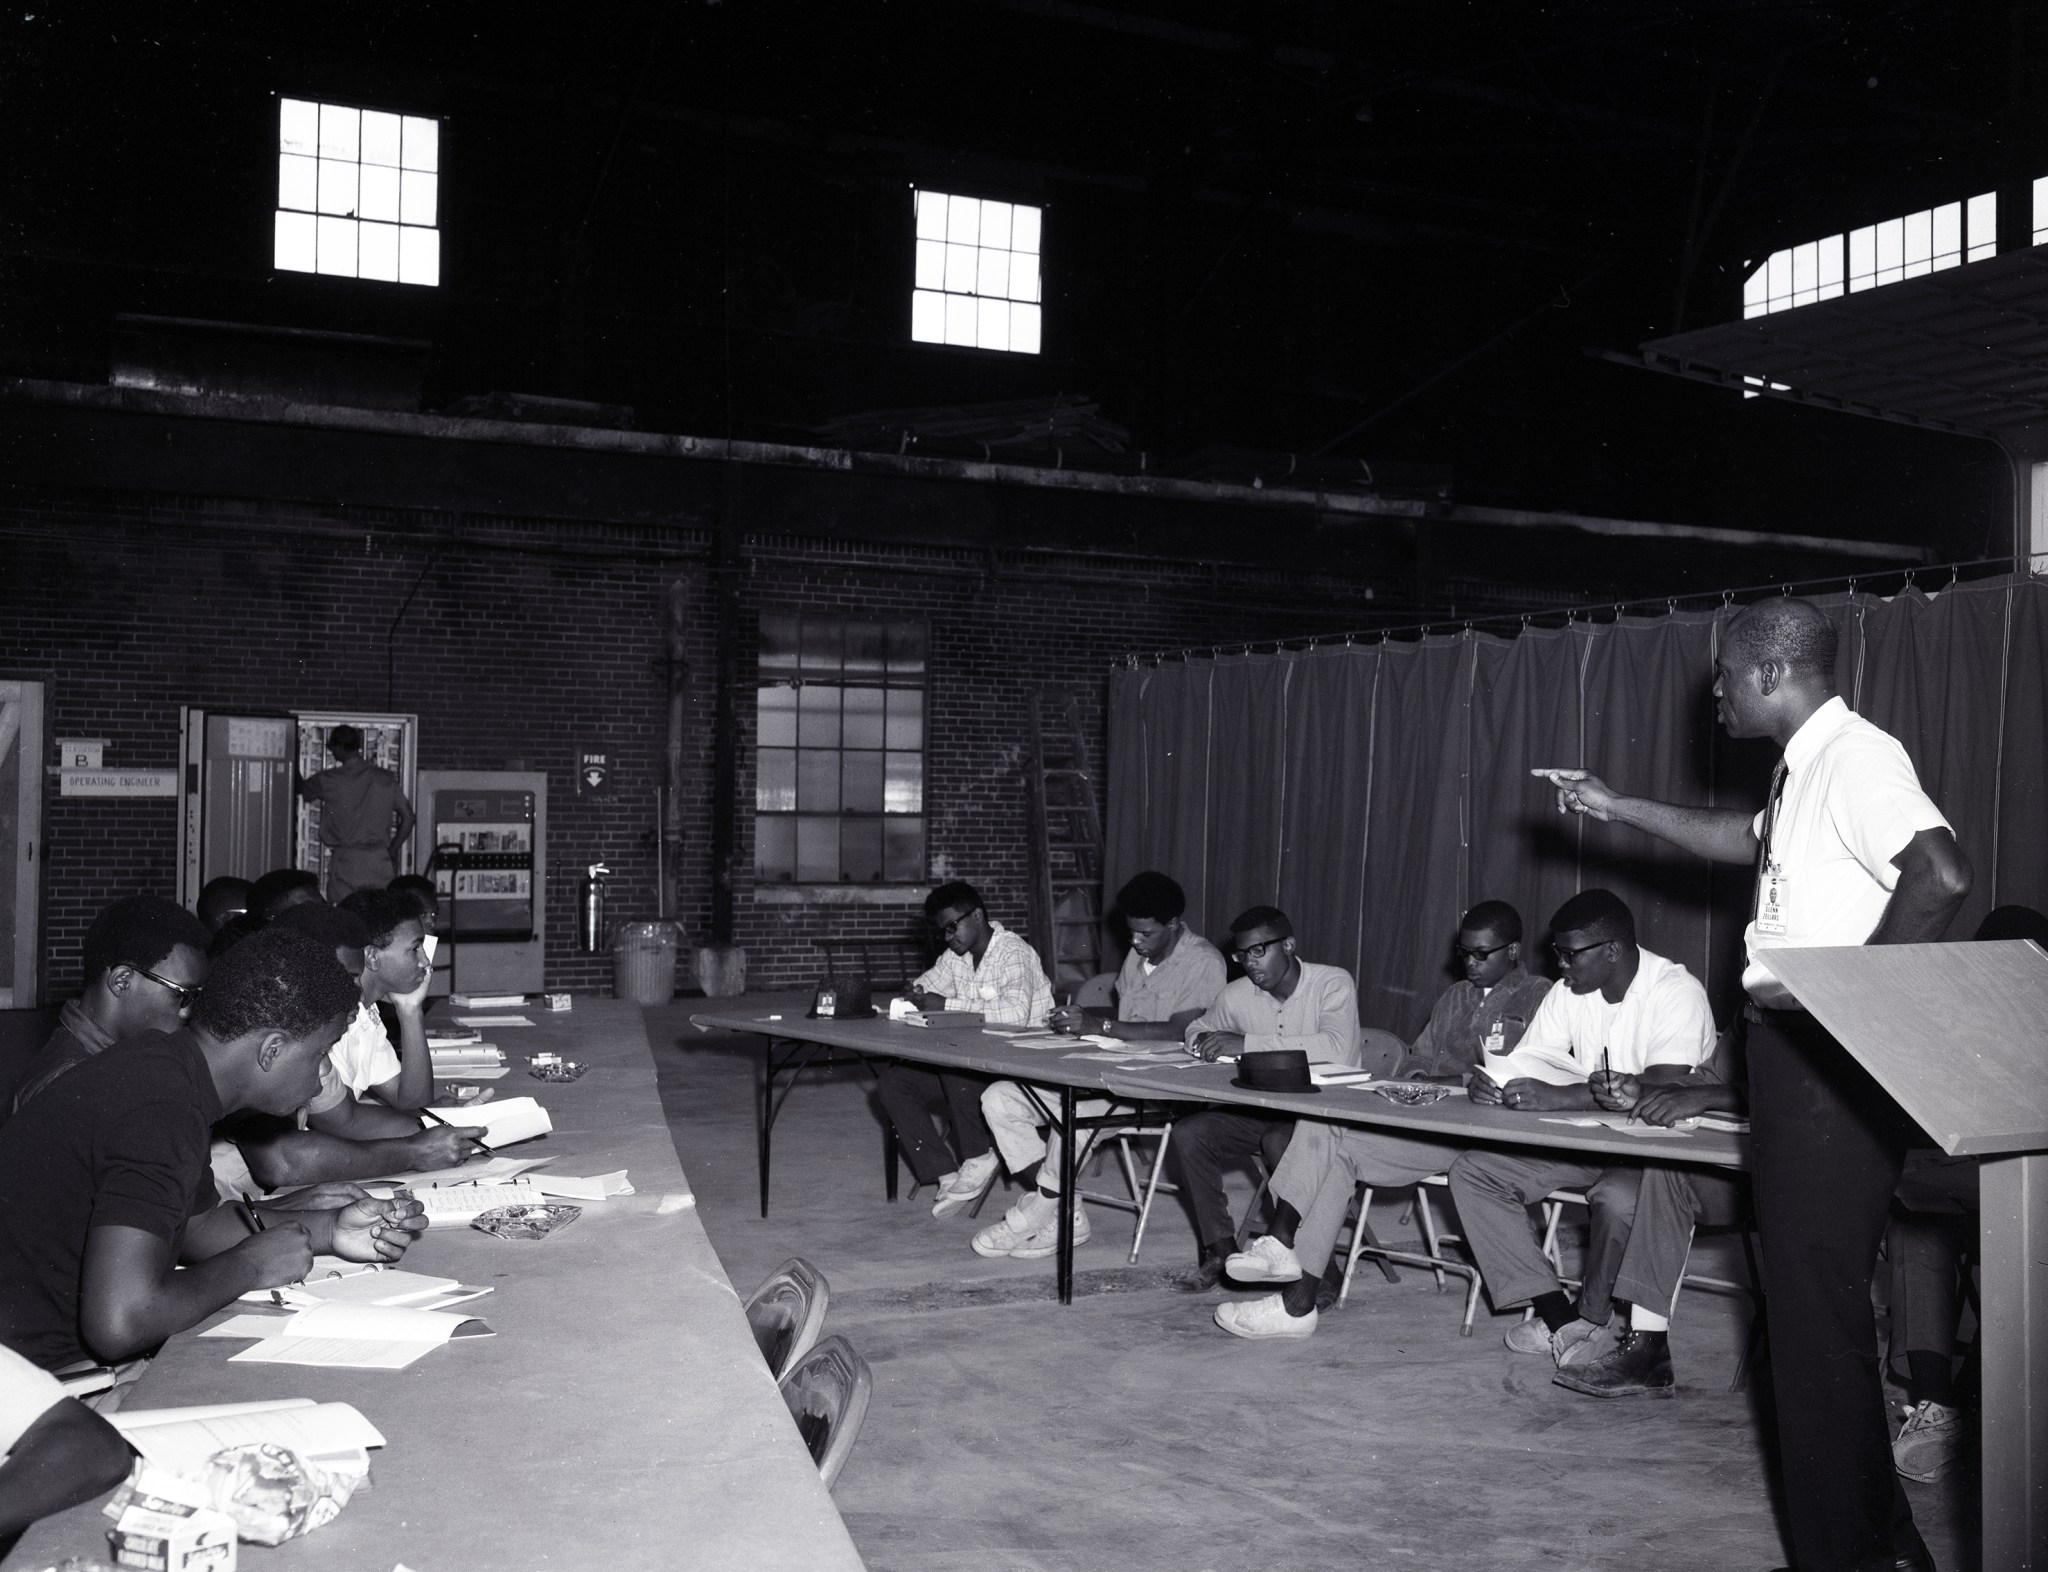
[413,770,547,997]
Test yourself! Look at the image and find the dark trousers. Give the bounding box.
[873,1063,993,1185]
[1170,1109,1295,1256]
[1749,1007,1926,1572]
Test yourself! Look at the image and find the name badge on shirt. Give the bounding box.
[1482,1020,1505,1055]
[1756,862,1790,937]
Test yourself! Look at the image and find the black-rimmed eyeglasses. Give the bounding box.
[1551,939,1608,964]
[939,908,981,939]
[133,965,204,1011]
[1455,940,1514,963]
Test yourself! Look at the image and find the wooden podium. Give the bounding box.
[1764,941,2048,1572]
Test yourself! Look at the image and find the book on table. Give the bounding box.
[422,1094,552,1147]
[112,1399,386,1475]
[203,1301,495,1369]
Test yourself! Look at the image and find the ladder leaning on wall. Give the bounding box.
[1024,687,1107,993]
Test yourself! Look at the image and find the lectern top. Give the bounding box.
[1760,940,2048,1156]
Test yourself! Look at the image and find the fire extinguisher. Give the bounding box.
[580,862,611,952]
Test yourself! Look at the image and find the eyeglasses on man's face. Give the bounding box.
[1551,938,1609,965]
[939,908,981,939]
[1455,940,1513,964]
[133,964,204,1012]
[1230,939,1284,966]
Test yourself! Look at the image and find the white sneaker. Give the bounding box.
[1006,1201,1091,1260]
[971,1189,1058,1257]
[931,1152,999,1218]
[1893,1400,1965,1482]
[1215,1293,1318,1340]
[1224,1234,1304,1284]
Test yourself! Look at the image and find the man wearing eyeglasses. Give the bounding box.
[875,882,1051,1224]
[1168,905,1360,1294]
[1447,888,1714,1389]
[11,897,212,1112]
[973,872,1226,1261]
[1211,901,1552,1337]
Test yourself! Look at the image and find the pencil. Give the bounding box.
[238,1198,266,1235]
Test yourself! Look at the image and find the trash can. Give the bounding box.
[614,921,679,1005]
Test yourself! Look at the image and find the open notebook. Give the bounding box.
[204,1301,494,1369]
[421,1095,552,1148]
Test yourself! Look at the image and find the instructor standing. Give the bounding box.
[1537,597,1969,1572]
[301,725,416,904]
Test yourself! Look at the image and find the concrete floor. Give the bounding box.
[649,1004,1975,1572]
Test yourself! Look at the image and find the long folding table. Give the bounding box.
[5,999,866,1572]
[690,995,1156,1304]
[1103,1060,1749,1169]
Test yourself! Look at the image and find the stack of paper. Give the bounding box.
[425,1027,483,1046]
[450,992,525,1008]
[430,1042,508,1078]
[523,1170,632,1202]
[422,1095,551,1148]
[455,1014,533,1029]
[204,1302,495,1369]
[113,1400,386,1475]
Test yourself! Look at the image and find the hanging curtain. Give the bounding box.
[1105,574,2047,1041]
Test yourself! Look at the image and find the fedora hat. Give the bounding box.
[1231,1049,1319,1094]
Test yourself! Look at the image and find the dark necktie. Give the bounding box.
[1750,760,1788,921]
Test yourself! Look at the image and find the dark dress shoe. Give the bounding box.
[1172,1256,1227,1292]
[1314,1261,1345,1312]
[1552,1330,1675,1397]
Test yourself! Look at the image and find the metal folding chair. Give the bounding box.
[742,1256,831,1383]
[1340,1174,1488,1335]
[778,1334,873,1491]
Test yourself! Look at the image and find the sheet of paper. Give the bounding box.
[115,1400,315,1430]
[1539,1115,1694,1138]
[524,1170,632,1201]
[277,1300,486,1344]
[202,1315,297,1340]
[368,1155,554,1189]
[297,1269,463,1307]
[455,1014,534,1027]
[423,1095,551,1148]
[412,1182,542,1224]
[113,1401,384,1472]
[230,1337,434,1370]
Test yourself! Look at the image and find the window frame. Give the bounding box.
[752,613,929,887]
[908,186,1045,356]
[272,94,442,287]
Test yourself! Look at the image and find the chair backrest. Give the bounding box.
[1074,972,1117,1010]
[742,1257,831,1383]
[778,1333,873,1490]
[1353,1026,1406,1078]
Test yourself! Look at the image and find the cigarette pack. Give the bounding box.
[104,1466,238,1572]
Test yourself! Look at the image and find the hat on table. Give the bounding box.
[1231,1049,1319,1094]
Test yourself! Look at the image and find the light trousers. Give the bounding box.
[1267,1118,1462,1276]
[981,1080,1120,1195]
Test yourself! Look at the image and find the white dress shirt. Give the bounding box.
[1743,696,1950,1008]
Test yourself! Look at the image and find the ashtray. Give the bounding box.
[528,1054,588,1082]
[471,1202,582,1240]
[1371,1082,1455,1106]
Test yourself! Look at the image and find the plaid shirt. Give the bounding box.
[912,921,1052,1026]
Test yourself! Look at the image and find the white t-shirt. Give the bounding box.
[0,1341,66,1455]
[1489,947,1716,1086]
[1743,697,1950,1009]
[328,1002,401,1095]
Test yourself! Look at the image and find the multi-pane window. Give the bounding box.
[1742,193,1994,319]
[274,98,440,286]
[910,189,1042,354]
[755,616,926,884]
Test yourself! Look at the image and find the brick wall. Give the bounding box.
[0,487,1389,996]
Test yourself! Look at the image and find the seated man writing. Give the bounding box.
[1213,901,1551,1339]
[0,925,426,1374]
[1447,889,1715,1390]
[875,883,1051,1220]
[973,872,1225,1261]
[1170,905,1360,1291]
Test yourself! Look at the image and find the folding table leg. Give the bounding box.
[1056,1086,1077,1306]
[757,1036,775,1218]
[1979,1150,2047,1572]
